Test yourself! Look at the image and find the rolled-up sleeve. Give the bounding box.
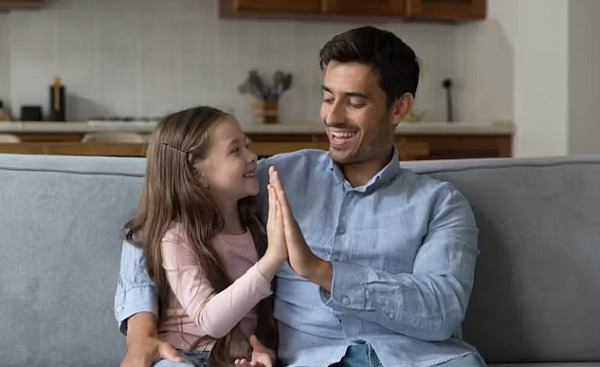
[320,183,479,341]
[114,240,158,335]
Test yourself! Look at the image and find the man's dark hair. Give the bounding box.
[319,26,420,107]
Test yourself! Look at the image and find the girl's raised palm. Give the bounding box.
[265,167,287,263]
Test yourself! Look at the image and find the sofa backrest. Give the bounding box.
[0,154,146,366]
[403,156,600,363]
[1,153,599,365]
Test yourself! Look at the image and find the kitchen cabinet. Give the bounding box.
[323,0,405,16]
[2,132,510,160]
[221,0,485,20]
[0,142,147,157]
[1,121,511,159]
[246,133,510,160]
[405,0,486,20]
[233,0,321,14]
[0,0,43,10]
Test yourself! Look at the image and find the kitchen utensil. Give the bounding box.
[20,105,43,121]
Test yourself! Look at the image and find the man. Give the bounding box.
[116,26,484,367]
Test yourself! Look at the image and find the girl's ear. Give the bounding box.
[197,171,210,189]
[193,162,210,189]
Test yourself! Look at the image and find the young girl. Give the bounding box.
[124,106,286,367]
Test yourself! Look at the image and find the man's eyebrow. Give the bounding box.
[320,85,368,99]
[345,92,368,99]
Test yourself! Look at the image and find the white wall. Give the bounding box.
[512,0,569,157]
[458,0,570,157]
[0,13,10,109]
[453,15,513,125]
[5,0,456,123]
[568,0,600,155]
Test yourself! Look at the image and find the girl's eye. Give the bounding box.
[231,147,240,154]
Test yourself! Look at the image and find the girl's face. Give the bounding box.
[193,116,259,203]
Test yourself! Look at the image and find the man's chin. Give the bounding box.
[329,148,355,165]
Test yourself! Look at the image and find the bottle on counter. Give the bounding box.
[0,100,11,121]
[49,77,66,121]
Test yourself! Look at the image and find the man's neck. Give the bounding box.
[340,148,394,188]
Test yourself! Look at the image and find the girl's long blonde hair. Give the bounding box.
[124,106,276,366]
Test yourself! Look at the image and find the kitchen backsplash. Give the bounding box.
[0,0,510,124]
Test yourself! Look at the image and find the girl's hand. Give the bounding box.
[256,167,288,280]
[270,168,333,291]
[265,167,288,263]
[234,335,274,367]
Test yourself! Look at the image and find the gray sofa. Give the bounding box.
[1,153,599,367]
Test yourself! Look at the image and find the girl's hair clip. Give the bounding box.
[161,142,187,154]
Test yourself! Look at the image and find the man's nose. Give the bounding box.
[325,101,345,125]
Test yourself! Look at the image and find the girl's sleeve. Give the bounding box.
[161,233,272,338]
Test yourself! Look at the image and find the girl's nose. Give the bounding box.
[247,149,258,163]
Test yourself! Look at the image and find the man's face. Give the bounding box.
[320,61,396,166]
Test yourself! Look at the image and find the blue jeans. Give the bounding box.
[152,351,210,367]
[328,343,383,367]
[436,354,487,367]
[328,343,486,367]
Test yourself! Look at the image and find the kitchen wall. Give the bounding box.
[458,0,600,157]
[0,13,9,108]
[456,0,570,157]
[568,0,600,155]
[452,12,513,125]
[4,0,458,123]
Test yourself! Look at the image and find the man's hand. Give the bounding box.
[120,312,184,367]
[234,335,275,367]
[120,337,183,367]
[269,167,333,291]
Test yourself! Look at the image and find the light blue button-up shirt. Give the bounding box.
[115,148,481,367]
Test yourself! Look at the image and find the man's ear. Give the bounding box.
[389,92,415,127]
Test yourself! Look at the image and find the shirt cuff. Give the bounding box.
[320,261,367,311]
[115,284,158,335]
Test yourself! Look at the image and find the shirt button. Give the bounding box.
[342,297,350,305]
[388,313,394,319]
[337,226,346,235]
[117,306,124,313]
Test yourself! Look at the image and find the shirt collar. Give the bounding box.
[326,147,401,191]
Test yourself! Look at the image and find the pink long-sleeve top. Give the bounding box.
[158,224,272,354]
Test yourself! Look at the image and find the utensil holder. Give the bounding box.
[253,99,278,124]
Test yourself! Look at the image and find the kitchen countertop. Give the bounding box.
[0,121,515,136]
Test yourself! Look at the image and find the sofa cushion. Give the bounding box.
[0,154,145,366]
[1,153,599,366]
[403,156,600,363]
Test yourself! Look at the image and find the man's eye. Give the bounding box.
[322,98,334,104]
[348,100,366,108]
